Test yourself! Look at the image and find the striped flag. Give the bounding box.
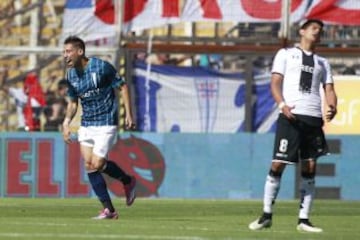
[61,0,116,42]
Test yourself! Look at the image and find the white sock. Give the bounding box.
[263,175,281,213]
[299,177,315,219]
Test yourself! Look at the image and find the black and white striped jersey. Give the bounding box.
[271,47,333,118]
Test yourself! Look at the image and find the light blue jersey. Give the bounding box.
[66,57,125,126]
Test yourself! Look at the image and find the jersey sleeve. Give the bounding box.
[104,61,126,88]
[65,71,77,100]
[67,83,77,100]
[271,48,287,75]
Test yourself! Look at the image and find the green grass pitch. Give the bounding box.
[0,198,359,240]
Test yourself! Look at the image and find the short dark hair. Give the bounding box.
[300,19,324,30]
[58,79,68,90]
[64,36,86,54]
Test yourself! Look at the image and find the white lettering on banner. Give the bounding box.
[306,0,360,25]
[348,100,360,125]
[331,99,360,126]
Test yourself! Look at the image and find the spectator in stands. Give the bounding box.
[0,71,25,130]
[253,56,272,73]
[0,2,14,38]
[2,86,27,131]
[44,72,59,93]
[135,52,147,62]
[197,54,223,70]
[146,53,189,66]
[342,66,356,75]
[44,79,69,131]
[0,68,26,131]
[23,72,47,131]
[0,70,46,131]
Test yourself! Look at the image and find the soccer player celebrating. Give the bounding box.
[249,19,337,232]
[62,36,136,219]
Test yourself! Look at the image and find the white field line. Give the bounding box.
[0,233,208,240]
[2,221,110,227]
[1,221,290,233]
[0,233,271,240]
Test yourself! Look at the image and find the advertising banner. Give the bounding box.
[1,132,359,200]
[324,76,360,134]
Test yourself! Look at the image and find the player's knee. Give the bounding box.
[91,157,106,170]
[301,171,315,179]
[301,159,316,175]
[270,162,285,176]
[84,161,94,171]
[269,169,283,178]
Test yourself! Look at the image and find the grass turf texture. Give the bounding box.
[0,198,359,240]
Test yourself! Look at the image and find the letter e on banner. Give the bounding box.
[6,140,31,196]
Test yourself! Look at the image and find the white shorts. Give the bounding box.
[77,126,118,158]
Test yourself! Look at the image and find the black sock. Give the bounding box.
[87,171,115,212]
[298,218,310,224]
[102,160,131,184]
[262,212,272,219]
[102,200,115,212]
